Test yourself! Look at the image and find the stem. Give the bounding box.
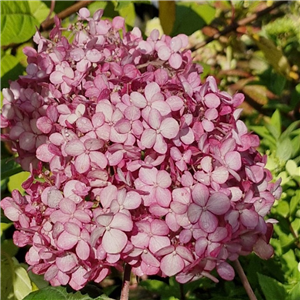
[40,0,95,31]
[120,263,132,300]
[45,0,56,23]
[233,259,257,300]
[180,283,185,300]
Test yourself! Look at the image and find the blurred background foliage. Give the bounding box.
[1,1,300,299]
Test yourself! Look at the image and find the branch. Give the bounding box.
[233,259,257,300]
[120,264,132,300]
[189,1,288,51]
[40,0,94,31]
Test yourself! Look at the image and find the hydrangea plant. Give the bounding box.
[0,8,281,299]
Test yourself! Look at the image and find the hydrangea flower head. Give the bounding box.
[0,8,281,290]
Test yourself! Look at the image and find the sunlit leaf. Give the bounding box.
[288,281,300,300]
[28,1,50,24]
[242,85,269,105]
[1,1,40,45]
[8,171,30,194]
[276,200,290,218]
[13,264,33,300]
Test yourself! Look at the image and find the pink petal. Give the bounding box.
[75,153,90,174]
[76,240,90,260]
[141,128,157,149]
[65,140,85,156]
[207,193,230,215]
[192,184,209,206]
[150,219,169,235]
[204,93,221,108]
[170,36,182,52]
[240,209,259,229]
[130,91,147,108]
[187,203,202,223]
[217,262,235,281]
[225,151,241,171]
[200,210,219,233]
[160,118,179,139]
[166,95,183,111]
[145,82,161,101]
[154,133,168,154]
[139,167,157,185]
[212,167,229,184]
[149,235,170,253]
[102,228,127,254]
[156,187,171,207]
[36,144,55,162]
[158,45,171,61]
[19,132,35,151]
[160,253,184,276]
[148,108,162,130]
[56,254,77,272]
[156,170,171,188]
[195,237,208,256]
[169,53,182,69]
[110,213,133,231]
[57,231,78,249]
[86,49,101,62]
[90,151,107,169]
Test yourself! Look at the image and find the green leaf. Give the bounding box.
[290,190,300,216]
[1,158,23,180]
[1,239,19,257]
[288,281,300,300]
[1,53,26,88]
[281,249,300,281]
[276,138,293,161]
[140,279,169,293]
[1,251,15,300]
[270,109,281,137]
[277,200,290,218]
[171,2,215,36]
[23,286,113,300]
[257,273,287,300]
[1,1,40,46]
[28,1,50,24]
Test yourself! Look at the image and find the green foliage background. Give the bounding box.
[1,1,300,300]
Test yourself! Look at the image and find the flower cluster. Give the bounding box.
[1,8,281,290]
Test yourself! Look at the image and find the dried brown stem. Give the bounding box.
[233,259,257,300]
[189,1,288,51]
[40,0,94,31]
[120,263,132,300]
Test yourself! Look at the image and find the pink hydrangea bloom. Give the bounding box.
[0,9,281,291]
